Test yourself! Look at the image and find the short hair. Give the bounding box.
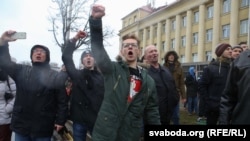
[122,34,140,47]
[239,41,247,45]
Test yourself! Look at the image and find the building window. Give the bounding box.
[162,23,166,34]
[194,11,199,23]
[240,19,248,34]
[134,16,137,22]
[172,20,176,30]
[171,39,175,49]
[193,32,198,44]
[223,0,231,13]
[180,55,185,63]
[162,41,165,51]
[181,36,186,47]
[123,21,127,27]
[129,18,132,24]
[206,29,213,42]
[192,53,198,62]
[154,26,157,37]
[222,24,230,38]
[207,5,214,19]
[182,16,187,27]
[241,0,249,7]
[206,51,212,61]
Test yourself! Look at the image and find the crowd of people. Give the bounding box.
[0,3,249,141]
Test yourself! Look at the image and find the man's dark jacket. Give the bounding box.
[0,44,68,137]
[219,50,250,124]
[62,41,104,128]
[147,65,179,124]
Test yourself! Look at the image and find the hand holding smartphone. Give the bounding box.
[11,32,27,39]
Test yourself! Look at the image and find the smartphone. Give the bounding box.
[11,32,27,39]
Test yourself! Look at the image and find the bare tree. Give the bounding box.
[48,0,114,52]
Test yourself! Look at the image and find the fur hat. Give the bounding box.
[215,43,232,57]
[30,45,50,64]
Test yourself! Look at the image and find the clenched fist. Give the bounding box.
[91,4,105,19]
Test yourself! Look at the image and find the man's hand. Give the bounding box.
[91,4,105,19]
[71,30,87,42]
[0,30,17,46]
[54,124,64,132]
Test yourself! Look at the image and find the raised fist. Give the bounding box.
[91,4,105,19]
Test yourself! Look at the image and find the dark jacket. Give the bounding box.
[0,44,68,137]
[90,16,160,141]
[185,68,198,98]
[219,50,250,124]
[62,41,104,128]
[147,65,179,124]
[199,58,230,113]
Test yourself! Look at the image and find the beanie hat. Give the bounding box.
[30,45,50,64]
[232,45,243,51]
[215,43,232,57]
[80,50,92,62]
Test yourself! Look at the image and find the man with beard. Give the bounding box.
[85,4,160,141]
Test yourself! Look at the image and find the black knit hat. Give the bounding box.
[80,50,92,62]
[215,43,232,57]
[30,45,50,64]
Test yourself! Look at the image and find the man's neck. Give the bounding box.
[127,61,137,69]
[150,62,159,68]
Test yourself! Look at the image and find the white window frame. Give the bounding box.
[240,19,248,34]
[172,20,176,30]
[207,6,214,19]
[192,53,198,62]
[241,0,249,7]
[206,51,212,61]
[222,24,230,38]
[206,29,213,42]
[171,39,175,49]
[194,11,199,23]
[193,32,198,44]
[223,0,231,13]
[181,36,186,47]
[182,16,187,27]
[180,55,185,63]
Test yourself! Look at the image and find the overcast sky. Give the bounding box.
[0,0,175,67]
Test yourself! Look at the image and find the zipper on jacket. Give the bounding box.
[113,75,121,91]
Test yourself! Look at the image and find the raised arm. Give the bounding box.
[0,30,19,80]
[62,31,87,80]
[89,4,112,74]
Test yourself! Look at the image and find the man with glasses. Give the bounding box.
[86,4,160,141]
[0,30,69,141]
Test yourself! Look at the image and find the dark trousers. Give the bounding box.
[206,110,219,125]
[0,124,12,141]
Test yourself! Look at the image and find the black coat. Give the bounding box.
[185,74,198,97]
[0,45,68,137]
[147,65,179,124]
[62,41,104,128]
[219,50,250,124]
[199,59,230,113]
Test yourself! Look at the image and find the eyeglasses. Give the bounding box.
[122,43,138,48]
[33,49,46,54]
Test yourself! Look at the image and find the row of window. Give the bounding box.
[171,19,248,48]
